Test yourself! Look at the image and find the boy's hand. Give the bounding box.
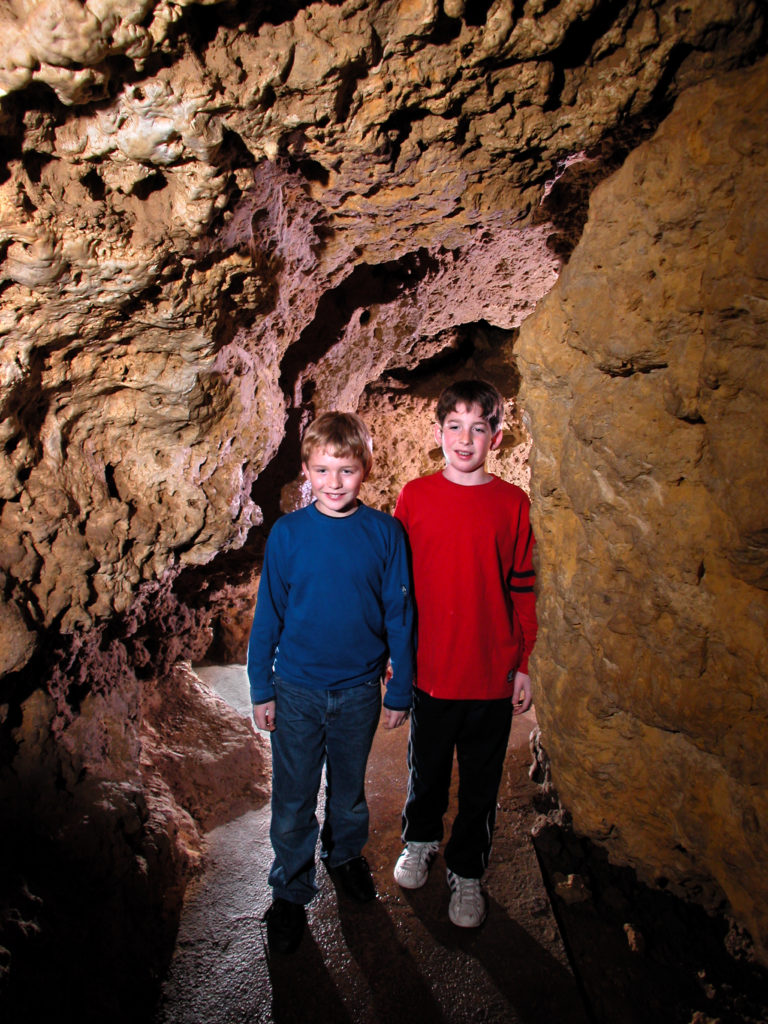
[382,708,409,730]
[253,700,276,732]
[511,671,532,716]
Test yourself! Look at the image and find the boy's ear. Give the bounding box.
[433,422,443,445]
[490,428,503,451]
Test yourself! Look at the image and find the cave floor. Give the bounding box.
[154,666,768,1024]
[155,665,587,1024]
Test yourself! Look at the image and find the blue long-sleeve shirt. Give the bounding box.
[247,502,415,710]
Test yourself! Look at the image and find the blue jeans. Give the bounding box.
[268,675,382,905]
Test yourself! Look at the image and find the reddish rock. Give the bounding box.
[140,662,269,832]
[0,2,766,1011]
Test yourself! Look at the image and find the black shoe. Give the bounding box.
[334,856,377,903]
[265,897,306,954]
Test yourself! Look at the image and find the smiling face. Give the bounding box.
[435,402,502,485]
[302,447,368,517]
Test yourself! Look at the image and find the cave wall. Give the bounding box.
[2,0,764,660]
[517,57,768,957]
[0,0,766,1008]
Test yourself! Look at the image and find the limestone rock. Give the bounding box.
[0,587,36,675]
[1,680,203,1018]
[140,661,270,830]
[517,58,768,959]
[0,0,761,658]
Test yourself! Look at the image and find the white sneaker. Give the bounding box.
[393,841,440,889]
[447,870,487,927]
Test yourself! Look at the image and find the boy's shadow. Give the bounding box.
[263,877,447,1024]
[264,919,354,1024]
[331,879,449,1023]
[404,875,593,1024]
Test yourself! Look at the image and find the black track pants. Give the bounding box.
[401,688,513,879]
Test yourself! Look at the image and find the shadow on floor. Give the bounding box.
[533,820,768,1024]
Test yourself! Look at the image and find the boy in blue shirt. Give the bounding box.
[248,412,414,955]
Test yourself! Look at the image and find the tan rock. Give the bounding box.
[517,58,768,958]
[0,592,37,674]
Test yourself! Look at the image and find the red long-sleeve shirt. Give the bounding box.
[394,472,537,701]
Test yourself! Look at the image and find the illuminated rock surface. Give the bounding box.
[517,58,768,959]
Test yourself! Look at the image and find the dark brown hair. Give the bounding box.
[436,380,504,433]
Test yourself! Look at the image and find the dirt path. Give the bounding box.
[154,665,590,1024]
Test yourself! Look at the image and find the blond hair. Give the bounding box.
[301,411,373,474]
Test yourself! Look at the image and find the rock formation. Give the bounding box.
[518,54,768,961]
[0,0,766,1015]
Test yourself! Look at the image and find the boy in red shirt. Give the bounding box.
[393,380,537,927]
